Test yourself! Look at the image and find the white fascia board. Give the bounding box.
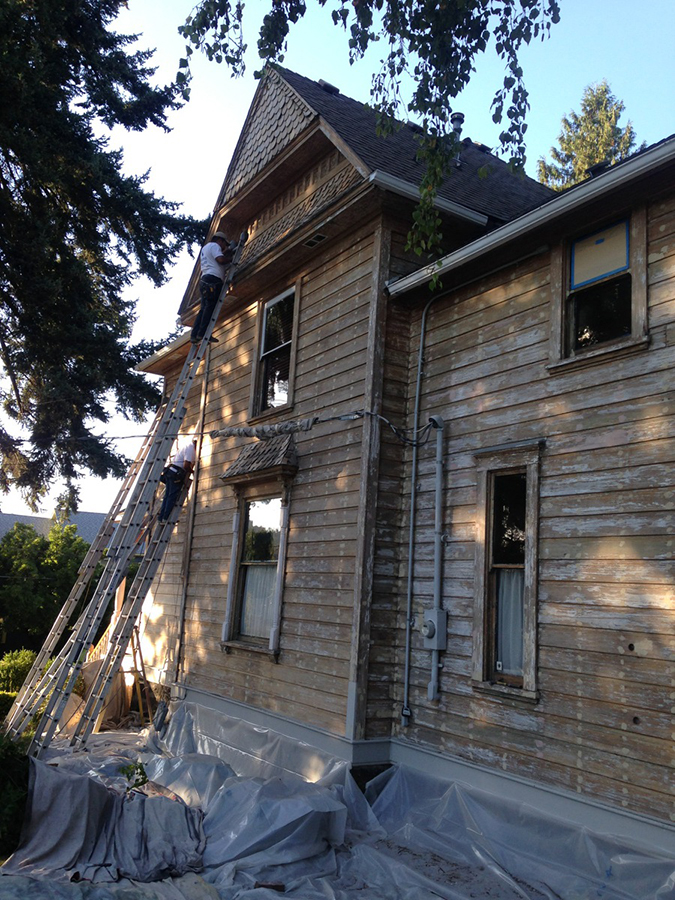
[136,331,191,373]
[368,170,488,226]
[387,137,675,297]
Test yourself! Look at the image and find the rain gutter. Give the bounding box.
[386,136,675,297]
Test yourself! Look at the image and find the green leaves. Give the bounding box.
[0,522,88,645]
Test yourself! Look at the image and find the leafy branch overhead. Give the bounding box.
[0,0,206,508]
[179,0,561,256]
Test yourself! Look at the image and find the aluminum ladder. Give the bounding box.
[4,234,246,756]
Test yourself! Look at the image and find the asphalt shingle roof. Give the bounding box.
[277,67,554,223]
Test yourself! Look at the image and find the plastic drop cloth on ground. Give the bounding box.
[1,701,673,900]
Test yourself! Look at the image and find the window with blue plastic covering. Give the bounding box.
[566,220,631,354]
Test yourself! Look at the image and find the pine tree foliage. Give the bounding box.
[0,0,206,508]
[177,0,561,256]
[537,80,644,190]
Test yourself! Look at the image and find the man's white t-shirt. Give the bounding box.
[171,441,196,469]
[200,241,228,280]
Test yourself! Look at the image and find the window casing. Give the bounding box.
[548,208,648,368]
[472,442,542,700]
[252,287,298,417]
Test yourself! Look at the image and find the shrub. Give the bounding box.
[0,649,37,693]
[0,733,29,859]
[0,691,16,723]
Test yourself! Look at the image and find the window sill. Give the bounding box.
[547,334,649,374]
[471,680,539,706]
[220,640,279,660]
[248,403,294,426]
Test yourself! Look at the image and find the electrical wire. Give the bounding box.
[4,408,435,449]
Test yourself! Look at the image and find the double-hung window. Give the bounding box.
[566,220,631,353]
[220,434,297,654]
[254,288,296,415]
[549,209,647,366]
[472,441,542,699]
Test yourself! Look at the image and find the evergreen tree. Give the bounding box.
[0,0,205,508]
[537,80,644,190]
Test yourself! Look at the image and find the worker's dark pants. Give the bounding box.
[158,466,186,521]
[191,276,223,342]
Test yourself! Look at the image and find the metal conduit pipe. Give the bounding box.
[400,245,555,724]
[425,415,446,701]
[401,294,438,725]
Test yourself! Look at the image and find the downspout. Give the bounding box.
[401,294,440,725]
[398,245,562,724]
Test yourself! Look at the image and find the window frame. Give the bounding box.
[548,207,648,371]
[472,440,543,701]
[221,480,292,656]
[249,283,300,420]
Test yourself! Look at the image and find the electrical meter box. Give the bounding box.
[421,609,447,651]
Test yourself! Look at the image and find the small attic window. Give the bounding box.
[303,233,327,248]
[318,79,340,95]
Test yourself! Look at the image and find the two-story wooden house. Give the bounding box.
[137,66,675,845]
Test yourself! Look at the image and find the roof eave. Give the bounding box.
[136,332,191,374]
[369,170,488,226]
[386,136,675,297]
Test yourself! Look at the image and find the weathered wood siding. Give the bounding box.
[372,193,675,824]
[149,220,381,736]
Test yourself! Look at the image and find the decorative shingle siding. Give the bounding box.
[221,70,315,205]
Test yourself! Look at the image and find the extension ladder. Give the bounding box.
[4,233,246,757]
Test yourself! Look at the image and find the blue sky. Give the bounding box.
[3,0,674,515]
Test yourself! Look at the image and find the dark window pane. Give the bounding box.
[491,473,526,565]
[567,273,631,353]
[263,293,294,354]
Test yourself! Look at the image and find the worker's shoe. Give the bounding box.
[208,336,219,343]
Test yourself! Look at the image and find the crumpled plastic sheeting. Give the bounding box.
[201,776,347,887]
[367,765,675,900]
[1,757,205,884]
[141,753,236,808]
[148,702,347,786]
[2,707,675,900]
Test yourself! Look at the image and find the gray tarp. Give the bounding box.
[1,704,674,899]
[1,758,205,884]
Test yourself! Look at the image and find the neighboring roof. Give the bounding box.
[275,67,554,223]
[387,132,675,296]
[0,511,106,544]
